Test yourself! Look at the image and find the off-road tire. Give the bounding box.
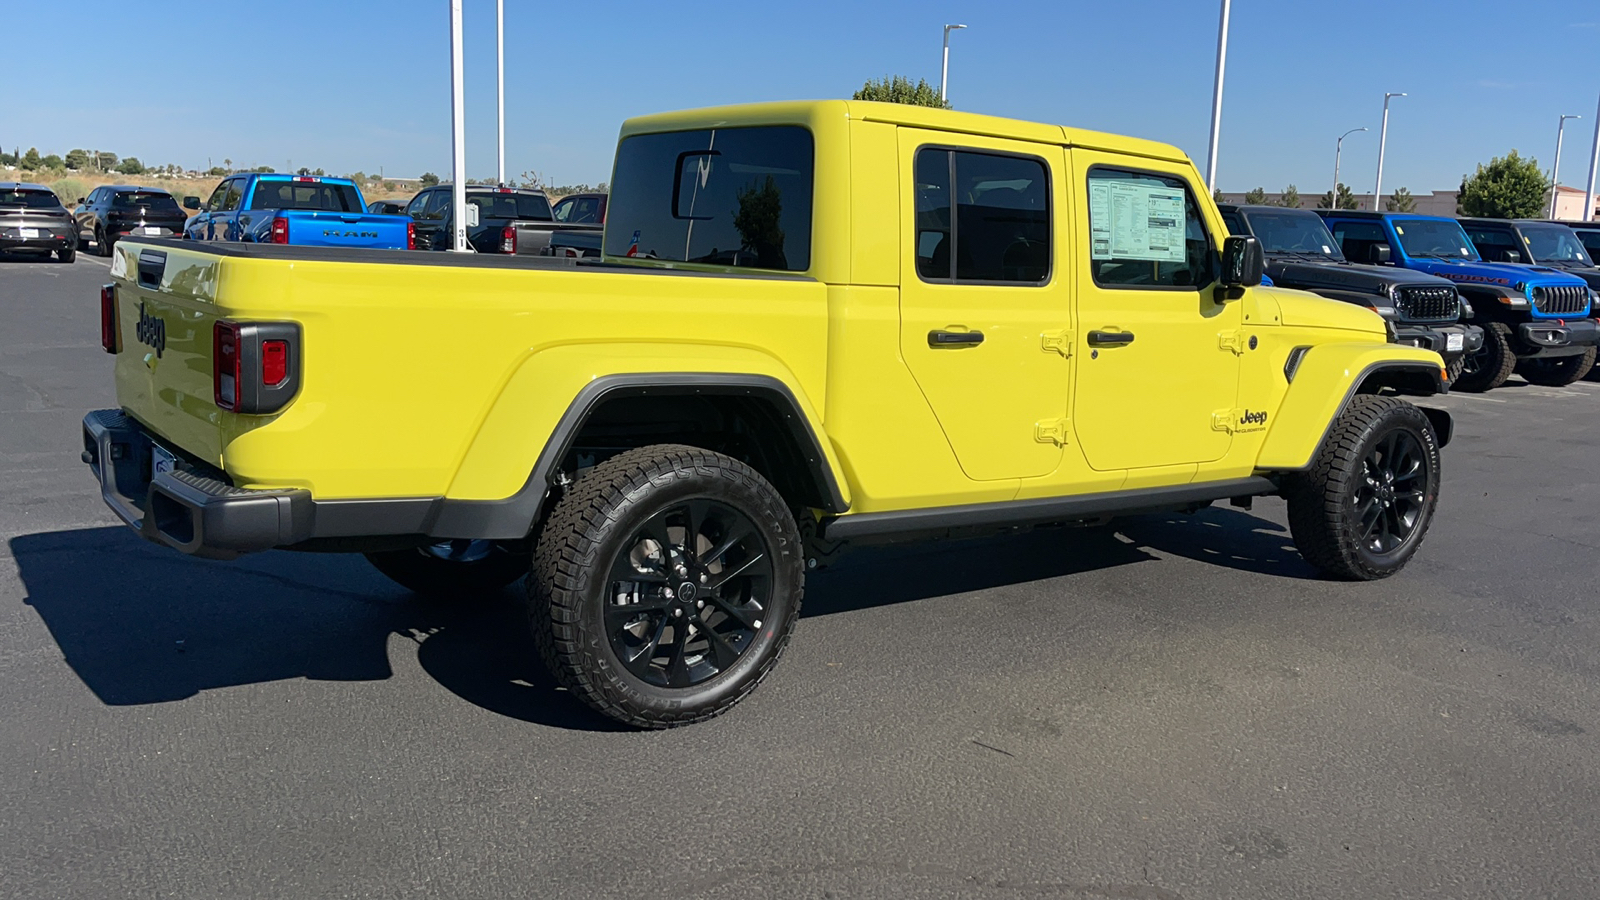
[1517,346,1596,387]
[365,541,529,598]
[1444,354,1465,384]
[529,444,804,729]
[1285,395,1441,581]
[96,226,113,257]
[1451,321,1515,392]
[57,247,75,263]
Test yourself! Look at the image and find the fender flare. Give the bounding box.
[428,373,849,540]
[1257,353,1451,473]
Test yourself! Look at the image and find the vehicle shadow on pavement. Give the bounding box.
[8,526,619,731]
[1113,506,1318,579]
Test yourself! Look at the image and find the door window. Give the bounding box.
[1086,168,1210,288]
[1463,227,1522,263]
[914,148,1051,285]
[205,182,230,211]
[405,191,433,218]
[1326,219,1390,263]
[423,190,452,220]
[218,180,245,212]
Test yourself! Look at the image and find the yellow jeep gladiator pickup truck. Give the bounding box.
[84,100,1451,728]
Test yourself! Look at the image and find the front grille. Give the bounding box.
[1395,285,1459,322]
[1532,284,1591,316]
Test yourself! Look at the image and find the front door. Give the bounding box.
[1069,156,1240,471]
[897,129,1070,482]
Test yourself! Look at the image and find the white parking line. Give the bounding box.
[77,256,111,268]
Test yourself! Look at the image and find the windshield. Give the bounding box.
[466,192,552,221]
[604,125,815,271]
[1394,219,1476,259]
[248,180,364,212]
[0,190,62,209]
[1240,209,1344,259]
[1519,223,1595,265]
[112,192,181,212]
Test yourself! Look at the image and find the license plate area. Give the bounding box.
[138,226,164,236]
[19,227,39,238]
[1446,333,1464,352]
[151,444,177,480]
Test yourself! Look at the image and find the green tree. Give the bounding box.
[41,154,63,170]
[1213,187,1225,203]
[206,166,226,176]
[116,157,145,175]
[64,149,89,170]
[852,75,951,109]
[223,158,232,170]
[1279,184,1301,208]
[1457,150,1547,218]
[1385,186,1416,213]
[1317,182,1358,210]
[420,172,440,187]
[0,150,13,166]
[96,152,118,170]
[1243,187,1268,205]
[22,147,41,169]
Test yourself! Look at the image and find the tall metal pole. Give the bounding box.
[497,0,505,186]
[1587,94,1600,222]
[1332,127,1366,210]
[940,24,966,103]
[449,0,469,252]
[1550,114,1581,218]
[1373,91,1405,212]
[1203,0,1231,190]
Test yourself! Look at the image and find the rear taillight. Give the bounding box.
[100,284,119,353]
[214,321,242,410]
[213,321,302,414]
[406,220,416,250]
[270,217,289,244]
[500,225,516,254]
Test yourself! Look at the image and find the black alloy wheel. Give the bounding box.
[1350,429,1431,556]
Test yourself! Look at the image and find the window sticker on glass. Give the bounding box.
[1088,180,1186,262]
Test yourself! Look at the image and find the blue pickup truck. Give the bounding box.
[1319,211,1599,389]
[182,174,412,250]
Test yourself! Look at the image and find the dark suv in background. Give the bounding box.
[0,183,78,262]
[1461,218,1600,291]
[73,186,188,257]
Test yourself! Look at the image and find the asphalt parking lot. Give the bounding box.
[3,254,1599,900]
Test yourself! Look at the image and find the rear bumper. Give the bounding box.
[1515,318,1600,357]
[83,409,312,559]
[0,234,74,252]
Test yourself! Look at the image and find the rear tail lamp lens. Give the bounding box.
[270,217,289,244]
[500,225,516,254]
[261,340,288,387]
[100,284,119,353]
[214,321,242,410]
[406,220,416,250]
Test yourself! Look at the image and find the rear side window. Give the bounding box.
[0,190,62,209]
[112,192,181,213]
[248,180,363,212]
[914,148,1051,285]
[1087,168,1211,288]
[1463,226,1521,262]
[466,192,553,220]
[1573,229,1600,259]
[604,125,814,271]
[1327,219,1390,262]
[555,195,602,223]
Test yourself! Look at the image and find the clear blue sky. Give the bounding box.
[10,0,1600,193]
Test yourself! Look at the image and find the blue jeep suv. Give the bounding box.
[1319,211,1599,390]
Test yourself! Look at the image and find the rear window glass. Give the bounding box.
[112,192,181,212]
[0,190,61,209]
[248,180,364,212]
[1573,228,1600,259]
[604,125,814,271]
[466,192,553,220]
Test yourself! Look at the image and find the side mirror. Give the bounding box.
[183,196,201,209]
[76,197,85,204]
[1219,235,1264,289]
[1368,243,1392,264]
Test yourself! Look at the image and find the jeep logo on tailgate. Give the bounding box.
[324,230,379,238]
[135,302,166,357]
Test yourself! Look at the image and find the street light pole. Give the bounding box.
[1203,0,1231,191]
[449,0,468,252]
[1587,94,1600,222]
[1332,127,1367,210]
[496,0,505,186]
[1373,91,1405,212]
[1549,114,1581,218]
[940,24,966,103]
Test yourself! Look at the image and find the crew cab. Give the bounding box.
[182,174,413,250]
[85,100,1453,729]
[405,184,604,255]
[1220,204,1483,380]
[1319,211,1598,389]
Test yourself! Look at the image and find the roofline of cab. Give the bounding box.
[615,99,1191,165]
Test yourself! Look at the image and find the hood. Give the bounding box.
[1264,257,1445,296]
[1415,257,1584,290]
[1261,287,1387,335]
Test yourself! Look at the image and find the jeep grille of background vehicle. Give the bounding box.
[1396,286,1459,322]
[1531,284,1590,316]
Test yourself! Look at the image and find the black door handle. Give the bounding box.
[1087,330,1135,346]
[928,330,985,347]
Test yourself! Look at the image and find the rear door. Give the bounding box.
[408,189,448,250]
[1068,156,1240,471]
[896,128,1070,482]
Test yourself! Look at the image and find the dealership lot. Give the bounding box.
[4,257,1600,898]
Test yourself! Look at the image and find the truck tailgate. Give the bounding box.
[279,210,410,249]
